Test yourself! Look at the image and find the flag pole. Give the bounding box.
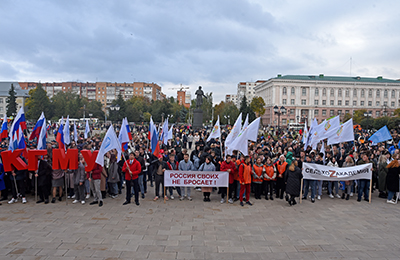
[369,178,372,204]
[65,171,68,205]
[35,174,37,202]
[299,178,303,204]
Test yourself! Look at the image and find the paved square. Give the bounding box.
[0,189,400,259]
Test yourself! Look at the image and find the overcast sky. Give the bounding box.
[0,0,399,103]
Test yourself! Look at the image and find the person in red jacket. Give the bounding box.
[239,156,253,206]
[88,163,103,207]
[122,152,141,206]
[220,155,237,204]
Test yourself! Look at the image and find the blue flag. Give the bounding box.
[368,125,392,144]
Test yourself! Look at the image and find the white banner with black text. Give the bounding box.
[164,170,229,187]
[302,162,372,181]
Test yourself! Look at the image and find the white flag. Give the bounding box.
[84,120,90,139]
[228,117,260,156]
[168,124,174,140]
[302,120,308,145]
[95,125,122,166]
[242,114,249,131]
[320,141,325,164]
[225,113,242,146]
[327,119,354,145]
[63,115,70,145]
[207,116,221,142]
[73,121,78,143]
[161,118,169,145]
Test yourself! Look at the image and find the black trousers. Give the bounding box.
[155,174,164,197]
[254,183,263,198]
[275,178,285,198]
[38,184,50,201]
[126,178,139,203]
[263,180,275,198]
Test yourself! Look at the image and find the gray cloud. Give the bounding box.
[0,0,399,103]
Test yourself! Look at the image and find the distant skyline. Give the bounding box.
[1,0,399,103]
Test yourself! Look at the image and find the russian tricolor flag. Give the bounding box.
[29,112,45,140]
[0,114,8,140]
[118,118,130,152]
[9,107,27,140]
[149,117,160,156]
[56,117,65,150]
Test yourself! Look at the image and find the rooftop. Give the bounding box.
[273,74,400,83]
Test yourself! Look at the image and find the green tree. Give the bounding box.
[250,96,266,117]
[214,101,239,125]
[126,96,151,122]
[6,83,17,117]
[25,83,53,120]
[342,112,352,123]
[86,100,105,119]
[108,93,126,122]
[239,96,256,122]
[353,109,367,124]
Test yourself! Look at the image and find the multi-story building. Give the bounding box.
[19,81,166,108]
[254,74,400,127]
[225,94,238,104]
[236,80,266,107]
[0,82,29,119]
[177,90,191,108]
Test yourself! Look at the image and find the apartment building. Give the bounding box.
[0,82,29,119]
[19,81,166,108]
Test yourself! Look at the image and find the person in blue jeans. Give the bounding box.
[302,155,316,203]
[356,153,372,202]
[386,156,400,204]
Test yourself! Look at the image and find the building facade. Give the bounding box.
[225,94,238,104]
[235,80,266,108]
[177,90,191,108]
[0,82,29,119]
[254,74,400,127]
[19,81,166,108]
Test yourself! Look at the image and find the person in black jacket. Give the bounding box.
[35,154,52,204]
[153,155,168,201]
[285,160,303,206]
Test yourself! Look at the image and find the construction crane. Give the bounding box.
[169,84,190,92]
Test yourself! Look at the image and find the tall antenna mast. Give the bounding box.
[350,57,352,76]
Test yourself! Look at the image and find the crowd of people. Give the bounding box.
[0,123,399,208]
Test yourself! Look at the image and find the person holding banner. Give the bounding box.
[302,155,316,203]
[179,154,194,201]
[341,156,355,200]
[153,155,168,201]
[356,153,372,202]
[199,156,215,202]
[220,155,236,204]
[385,155,400,204]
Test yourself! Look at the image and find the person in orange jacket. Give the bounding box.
[275,155,288,199]
[263,158,276,200]
[252,157,264,200]
[239,156,253,206]
[122,152,142,206]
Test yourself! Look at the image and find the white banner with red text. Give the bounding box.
[302,162,372,181]
[164,170,229,187]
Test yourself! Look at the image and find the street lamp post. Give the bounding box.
[364,111,372,130]
[274,105,286,131]
[109,104,121,125]
[224,115,230,125]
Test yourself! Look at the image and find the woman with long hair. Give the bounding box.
[284,160,302,206]
[386,155,400,204]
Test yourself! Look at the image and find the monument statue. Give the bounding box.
[195,86,207,109]
[193,86,207,129]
